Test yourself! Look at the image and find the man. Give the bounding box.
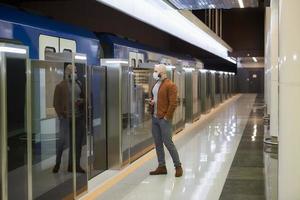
[149,64,183,177]
[52,64,85,173]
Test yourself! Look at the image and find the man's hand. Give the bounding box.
[150,99,155,106]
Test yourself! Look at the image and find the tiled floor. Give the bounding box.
[220,95,268,200]
[88,94,277,200]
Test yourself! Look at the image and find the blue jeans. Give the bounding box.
[152,117,181,167]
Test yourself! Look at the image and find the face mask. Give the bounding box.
[153,72,160,80]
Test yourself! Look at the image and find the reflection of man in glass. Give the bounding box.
[52,64,85,173]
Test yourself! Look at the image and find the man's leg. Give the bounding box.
[75,116,85,173]
[159,119,181,167]
[151,117,165,166]
[150,117,167,175]
[53,118,68,173]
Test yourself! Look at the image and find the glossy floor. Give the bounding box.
[87,94,277,200]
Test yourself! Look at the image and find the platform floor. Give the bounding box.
[83,94,278,200]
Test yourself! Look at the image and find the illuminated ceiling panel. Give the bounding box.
[97,0,236,63]
[168,0,258,10]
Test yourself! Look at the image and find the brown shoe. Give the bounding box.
[149,166,167,175]
[175,166,183,177]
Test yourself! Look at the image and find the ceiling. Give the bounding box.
[238,57,264,63]
[167,0,262,9]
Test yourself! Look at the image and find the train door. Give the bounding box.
[215,72,220,105]
[130,66,154,162]
[30,52,88,199]
[180,70,186,126]
[184,68,192,123]
[0,43,30,200]
[211,72,216,107]
[220,73,224,102]
[192,70,199,120]
[103,59,131,169]
[197,70,201,116]
[206,72,212,111]
[165,66,178,132]
[173,68,185,132]
[88,65,107,179]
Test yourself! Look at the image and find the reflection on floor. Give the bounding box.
[219,95,277,200]
[84,94,277,200]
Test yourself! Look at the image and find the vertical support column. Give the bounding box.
[216,9,219,36]
[26,59,32,200]
[265,7,271,116]
[208,9,211,29]
[270,0,279,140]
[219,9,223,38]
[0,52,7,200]
[212,10,215,32]
[205,9,208,26]
[278,0,300,198]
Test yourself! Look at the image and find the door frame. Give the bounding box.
[0,43,31,200]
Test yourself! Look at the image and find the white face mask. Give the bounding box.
[153,72,160,80]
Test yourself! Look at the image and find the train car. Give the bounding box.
[0,5,102,200]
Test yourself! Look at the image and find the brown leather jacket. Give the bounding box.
[53,80,84,118]
[53,80,69,118]
[150,78,178,120]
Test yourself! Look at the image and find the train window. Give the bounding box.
[131,59,136,68]
[138,59,143,67]
[63,49,72,53]
[59,38,76,53]
[45,46,56,53]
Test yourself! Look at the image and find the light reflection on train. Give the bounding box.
[0,5,236,200]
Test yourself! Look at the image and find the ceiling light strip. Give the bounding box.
[97,0,235,64]
[238,0,244,8]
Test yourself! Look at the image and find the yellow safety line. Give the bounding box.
[82,94,242,200]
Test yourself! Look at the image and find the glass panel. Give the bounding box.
[74,62,88,196]
[220,74,224,102]
[88,66,107,179]
[6,58,28,200]
[192,71,198,117]
[31,61,74,199]
[130,68,154,162]
[215,73,220,104]
[206,72,211,109]
[173,70,181,131]
[197,71,201,115]
[121,66,130,164]
[0,56,2,200]
[200,72,206,113]
[223,74,227,99]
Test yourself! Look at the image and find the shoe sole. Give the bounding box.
[149,172,168,175]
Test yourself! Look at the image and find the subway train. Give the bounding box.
[0,5,236,200]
